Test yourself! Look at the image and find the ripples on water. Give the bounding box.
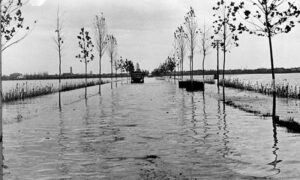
[3,79,300,179]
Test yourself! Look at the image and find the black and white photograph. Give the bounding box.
[1,0,300,179]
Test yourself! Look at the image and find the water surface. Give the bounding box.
[3,78,300,179]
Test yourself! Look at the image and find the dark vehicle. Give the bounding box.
[131,72,144,83]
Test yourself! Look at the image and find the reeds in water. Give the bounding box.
[61,80,107,92]
[221,78,300,99]
[3,82,55,102]
[3,80,108,102]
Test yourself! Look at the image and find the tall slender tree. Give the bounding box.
[212,0,242,86]
[75,28,94,99]
[184,7,198,82]
[106,34,117,89]
[199,23,212,83]
[53,6,64,110]
[238,0,300,90]
[212,40,221,89]
[1,0,35,174]
[174,26,186,80]
[93,13,107,95]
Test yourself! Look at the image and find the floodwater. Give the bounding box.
[3,78,300,179]
[4,72,300,94]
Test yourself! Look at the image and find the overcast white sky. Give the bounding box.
[3,0,300,75]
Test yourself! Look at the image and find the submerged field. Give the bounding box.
[3,76,300,179]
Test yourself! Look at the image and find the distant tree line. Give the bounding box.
[151,57,176,76]
[151,67,300,77]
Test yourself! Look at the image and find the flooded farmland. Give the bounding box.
[3,78,300,179]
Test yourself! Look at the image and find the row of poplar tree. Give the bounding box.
[156,0,300,89]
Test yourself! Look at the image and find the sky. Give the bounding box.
[3,0,300,75]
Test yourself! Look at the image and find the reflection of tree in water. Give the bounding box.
[57,111,70,175]
[179,90,187,127]
[202,92,209,143]
[190,93,197,136]
[190,93,204,143]
[111,90,117,119]
[221,87,229,158]
[269,93,281,175]
[191,93,196,123]
[80,100,96,153]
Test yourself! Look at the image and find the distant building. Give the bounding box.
[70,67,73,74]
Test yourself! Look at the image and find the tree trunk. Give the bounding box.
[85,59,87,99]
[223,20,226,88]
[265,2,276,92]
[58,51,61,110]
[57,11,62,110]
[202,55,205,83]
[189,56,192,81]
[181,53,184,80]
[111,57,113,89]
[99,54,102,95]
[191,53,194,82]
[268,33,275,91]
[217,41,220,89]
[58,38,62,110]
[0,1,3,176]
[116,69,118,88]
[223,48,226,87]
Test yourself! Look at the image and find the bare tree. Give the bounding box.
[75,28,94,99]
[93,13,107,95]
[174,26,186,80]
[238,0,300,90]
[53,7,64,110]
[106,34,117,89]
[212,0,242,86]
[184,7,198,82]
[213,39,221,88]
[199,23,212,83]
[0,0,35,174]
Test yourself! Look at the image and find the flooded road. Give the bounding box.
[3,78,300,179]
